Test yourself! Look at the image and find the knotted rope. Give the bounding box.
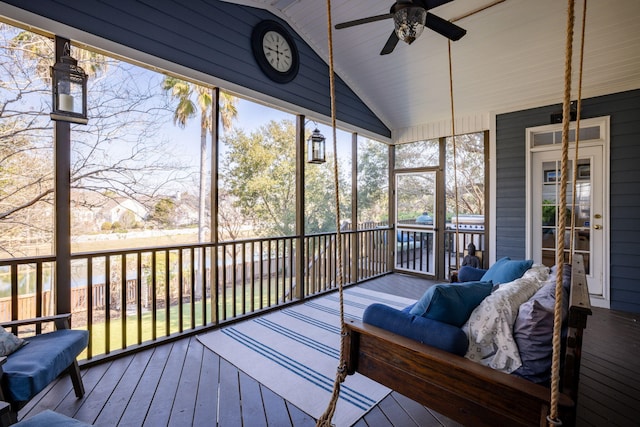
[548,0,576,424]
[448,40,461,271]
[569,0,588,264]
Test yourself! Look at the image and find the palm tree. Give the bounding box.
[162,77,238,242]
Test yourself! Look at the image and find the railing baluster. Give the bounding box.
[105,256,111,354]
[35,262,42,334]
[190,247,196,329]
[241,242,246,315]
[201,246,207,326]
[221,245,227,320]
[87,257,93,359]
[151,251,157,341]
[137,253,142,345]
[121,253,126,350]
[178,249,184,333]
[259,241,264,310]
[165,250,170,337]
[267,240,272,307]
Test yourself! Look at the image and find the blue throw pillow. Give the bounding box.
[457,266,488,282]
[481,257,533,285]
[409,281,493,327]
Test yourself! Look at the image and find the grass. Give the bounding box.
[79,280,291,359]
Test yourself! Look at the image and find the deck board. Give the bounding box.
[118,344,172,427]
[217,358,242,426]
[143,339,189,427]
[192,342,219,427]
[238,371,268,427]
[19,274,640,426]
[169,339,204,426]
[94,348,154,426]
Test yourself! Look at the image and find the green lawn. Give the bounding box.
[80,280,292,359]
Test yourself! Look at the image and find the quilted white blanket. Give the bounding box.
[463,264,549,373]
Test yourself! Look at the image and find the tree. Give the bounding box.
[150,198,177,227]
[357,138,389,225]
[162,77,238,243]
[222,119,350,237]
[446,133,485,216]
[0,24,195,256]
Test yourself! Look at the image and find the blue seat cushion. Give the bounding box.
[2,329,89,402]
[15,410,93,427]
[363,303,469,356]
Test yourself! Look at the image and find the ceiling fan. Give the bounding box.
[335,0,466,55]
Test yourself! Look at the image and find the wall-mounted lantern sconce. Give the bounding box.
[50,43,88,124]
[307,128,326,164]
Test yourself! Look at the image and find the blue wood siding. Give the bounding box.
[0,0,390,138]
[496,89,640,314]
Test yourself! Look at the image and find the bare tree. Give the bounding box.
[0,24,196,257]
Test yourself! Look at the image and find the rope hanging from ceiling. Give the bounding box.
[316,0,346,424]
[550,0,587,424]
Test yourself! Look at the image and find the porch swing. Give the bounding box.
[317,1,592,426]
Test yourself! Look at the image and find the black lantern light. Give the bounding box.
[307,128,326,164]
[50,43,88,124]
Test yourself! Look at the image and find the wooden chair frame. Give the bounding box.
[0,314,85,425]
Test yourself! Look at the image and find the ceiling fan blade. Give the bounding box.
[380,31,400,55]
[335,13,392,30]
[425,13,466,41]
[421,0,454,9]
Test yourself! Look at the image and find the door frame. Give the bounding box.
[393,168,441,278]
[525,116,610,308]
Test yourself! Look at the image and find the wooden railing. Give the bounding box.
[444,229,487,274]
[0,227,393,362]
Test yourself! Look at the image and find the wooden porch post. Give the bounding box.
[388,144,395,270]
[351,133,358,283]
[295,115,305,300]
[437,137,447,280]
[210,87,220,324]
[54,36,71,315]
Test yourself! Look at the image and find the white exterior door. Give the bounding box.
[527,117,609,306]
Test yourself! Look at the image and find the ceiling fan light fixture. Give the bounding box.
[393,6,427,44]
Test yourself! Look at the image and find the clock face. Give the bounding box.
[251,21,299,83]
[262,30,293,73]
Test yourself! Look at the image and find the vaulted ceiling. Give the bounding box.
[226,0,640,140]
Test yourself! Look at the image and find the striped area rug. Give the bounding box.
[197,288,415,426]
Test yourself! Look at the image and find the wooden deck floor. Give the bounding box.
[19,274,640,426]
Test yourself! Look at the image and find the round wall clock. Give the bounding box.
[251,20,299,84]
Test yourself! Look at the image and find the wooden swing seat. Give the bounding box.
[343,255,591,427]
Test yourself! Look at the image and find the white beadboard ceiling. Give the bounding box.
[226,0,640,141]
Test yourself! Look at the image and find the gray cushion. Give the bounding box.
[0,328,27,357]
[512,270,570,384]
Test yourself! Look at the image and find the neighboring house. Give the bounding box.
[99,197,147,227]
[174,203,199,227]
